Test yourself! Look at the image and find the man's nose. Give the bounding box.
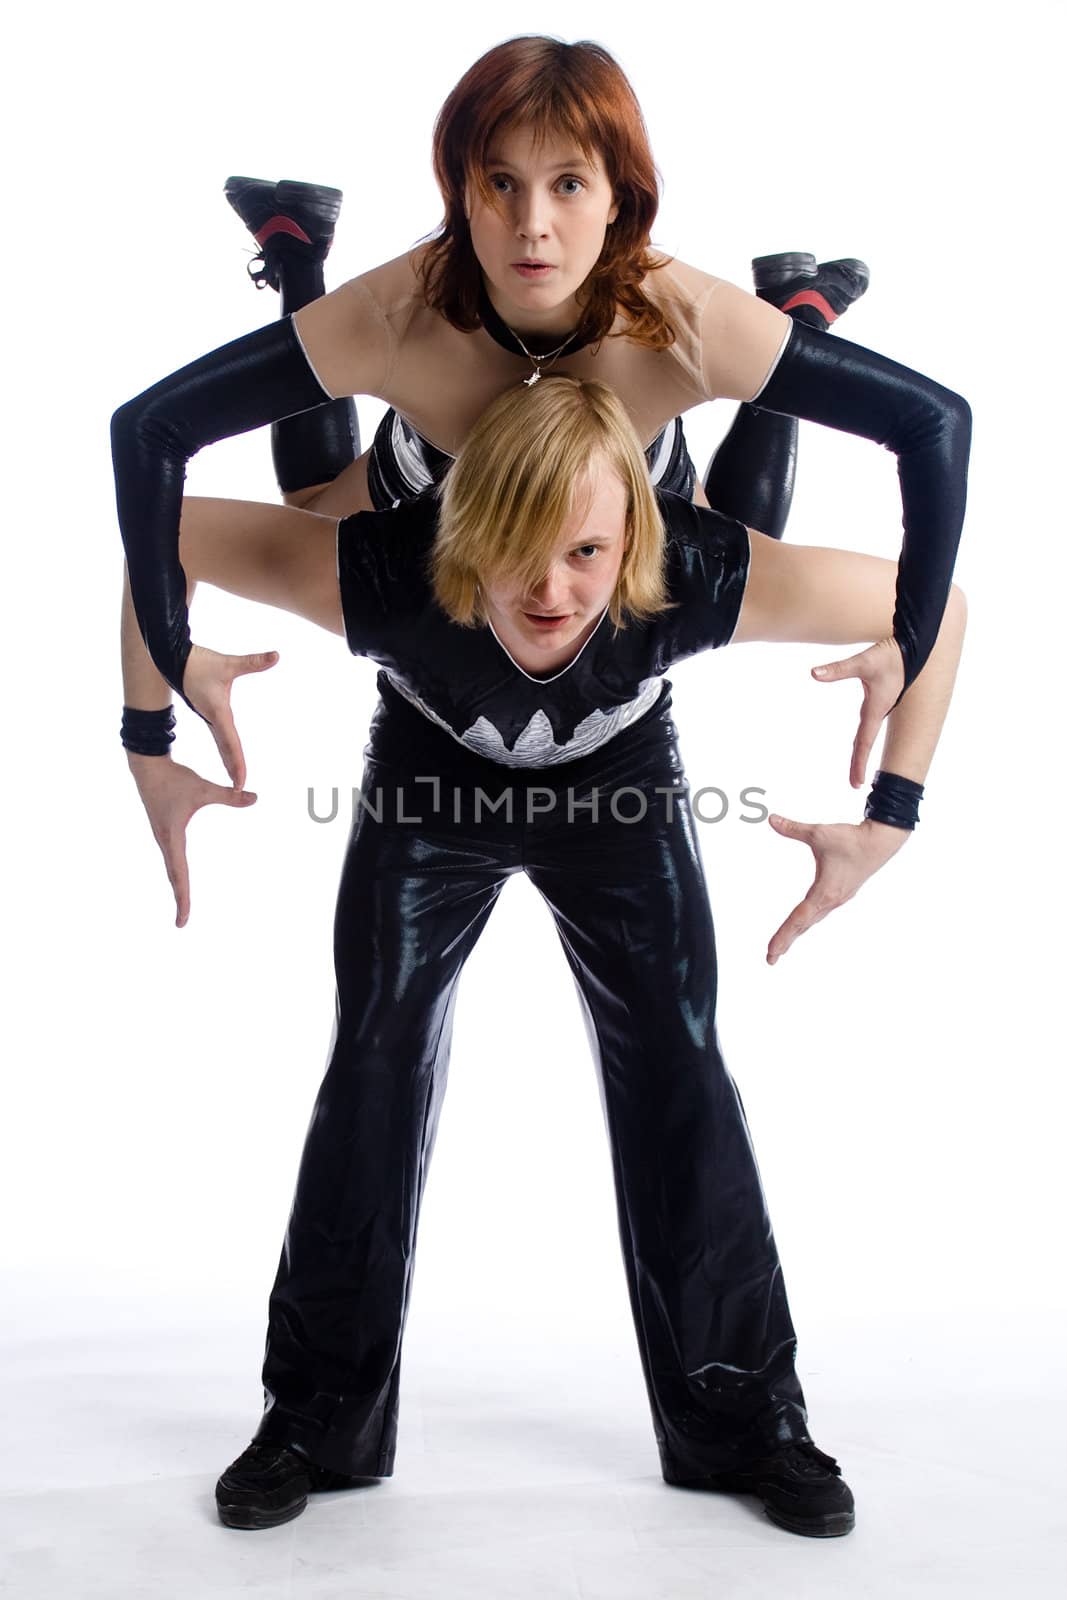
[529,567,566,609]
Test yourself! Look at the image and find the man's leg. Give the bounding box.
[249,759,515,1477]
[524,731,808,1475]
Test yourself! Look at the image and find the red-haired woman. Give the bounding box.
[114,36,970,921]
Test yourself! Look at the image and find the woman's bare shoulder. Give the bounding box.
[340,241,431,316]
[643,254,790,404]
[295,243,434,398]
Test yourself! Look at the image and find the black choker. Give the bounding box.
[477,282,591,363]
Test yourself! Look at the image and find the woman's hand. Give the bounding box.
[127,754,258,929]
[181,641,280,790]
[765,813,910,964]
[811,637,905,789]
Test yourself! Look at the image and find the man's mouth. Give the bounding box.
[523,611,571,629]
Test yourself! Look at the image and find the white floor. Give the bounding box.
[2,1301,1063,1600]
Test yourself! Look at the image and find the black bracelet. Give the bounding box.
[121,704,176,757]
[864,768,924,831]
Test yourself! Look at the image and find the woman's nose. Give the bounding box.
[515,193,549,241]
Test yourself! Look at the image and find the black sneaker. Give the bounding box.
[663,1438,856,1538]
[215,1441,311,1529]
[752,252,870,329]
[224,175,344,291]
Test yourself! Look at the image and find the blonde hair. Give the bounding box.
[432,376,671,629]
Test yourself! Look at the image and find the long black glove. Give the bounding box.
[753,320,972,693]
[110,317,331,711]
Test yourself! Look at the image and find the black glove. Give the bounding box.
[753,320,972,695]
[110,316,332,712]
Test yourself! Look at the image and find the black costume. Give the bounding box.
[109,267,969,1486]
[252,492,807,1477]
[111,312,970,716]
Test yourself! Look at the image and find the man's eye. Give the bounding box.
[573,545,600,560]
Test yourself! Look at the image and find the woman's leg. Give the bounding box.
[523,713,808,1475]
[703,255,869,538]
[252,740,518,1475]
[224,177,364,509]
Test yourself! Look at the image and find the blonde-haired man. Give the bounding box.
[120,375,965,1535]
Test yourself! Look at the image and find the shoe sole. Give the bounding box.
[216,1493,308,1530]
[664,1472,854,1538]
[765,1503,855,1537]
[752,252,816,278]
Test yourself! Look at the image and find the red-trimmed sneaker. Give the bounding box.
[224,175,344,291]
[664,1437,856,1538]
[752,251,870,329]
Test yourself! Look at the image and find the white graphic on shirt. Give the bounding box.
[385,674,664,768]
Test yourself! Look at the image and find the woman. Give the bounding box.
[114,37,971,922]
[148,374,965,1534]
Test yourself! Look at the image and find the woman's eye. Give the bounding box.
[558,177,584,196]
[489,175,513,194]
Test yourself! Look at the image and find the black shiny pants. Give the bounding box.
[253,678,809,1477]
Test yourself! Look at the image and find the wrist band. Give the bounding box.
[864,768,924,831]
[121,704,176,757]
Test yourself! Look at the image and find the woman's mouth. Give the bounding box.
[512,261,556,280]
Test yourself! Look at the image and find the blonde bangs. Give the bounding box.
[433,377,673,627]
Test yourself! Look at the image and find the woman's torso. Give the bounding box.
[298,246,791,513]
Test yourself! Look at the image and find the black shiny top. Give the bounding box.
[336,489,749,767]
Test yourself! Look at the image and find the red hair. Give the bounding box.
[417,36,675,352]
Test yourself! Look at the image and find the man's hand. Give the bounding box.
[811,637,905,789]
[765,813,910,964]
[127,754,257,928]
[181,641,280,790]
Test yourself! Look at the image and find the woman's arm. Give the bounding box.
[751,320,971,698]
[110,276,391,709]
[120,494,345,926]
[733,529,965,782]
[699,284,971,703]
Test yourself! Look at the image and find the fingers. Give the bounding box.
[160,828,192,930]
[213,653,277,786]
[767,888,831,965]
[767,819,825,953]
[765,815,847,964]
[811,649,867,683]
[204,784,258,807]
[232,650,280,679]
[767,812,816,847]
[211,705,247,791]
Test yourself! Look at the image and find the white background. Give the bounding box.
[3,0,1065,1593]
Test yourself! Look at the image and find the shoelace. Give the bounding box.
[773,1440,842,1478]
[245,251,275,292]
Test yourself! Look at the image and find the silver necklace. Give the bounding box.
[502,319,581,387]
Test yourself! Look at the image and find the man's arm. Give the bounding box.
[730,530,967,961]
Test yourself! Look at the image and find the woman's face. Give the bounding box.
[466,123,619,334]
[481,459,628,671]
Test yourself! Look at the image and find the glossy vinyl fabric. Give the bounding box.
[754,319,972,692]
[705,405,798,541]
[252,676,808,1478]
